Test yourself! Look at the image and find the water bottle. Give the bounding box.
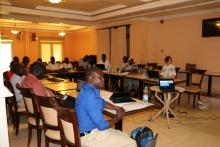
[143,86,149,103]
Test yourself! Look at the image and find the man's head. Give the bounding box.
[64,57,69,63]
[102,54,106,62]
[14,63,25,77]
[37,58,42,63]
[123,56,129,63]
[164,56,172,65]
[86,68,104,89]
[128,58,134,65]
[22,56,30,67]
[50,56,55,64]
[30,61,46,79]
[13,56,19,64]
[83,55,89,62]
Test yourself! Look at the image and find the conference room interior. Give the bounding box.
[1,0,220,147]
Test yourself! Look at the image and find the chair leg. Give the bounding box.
[27,124,32,147]
[45,137,49,147]
[193,94,196,109]
[178,93,181,106]
[188,93,191,104]
[15,113,20,136]
[37,128,42,147]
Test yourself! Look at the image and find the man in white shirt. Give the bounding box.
[46,56,61,71]
[160,56,176,79]
[119,56,129,72]
[62,57,73,70]
[98,54,110,70]
[10,63,25,104]
[122,58,138,73]
[79,55,91,70]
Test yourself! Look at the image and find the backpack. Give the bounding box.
[131,127,155,147]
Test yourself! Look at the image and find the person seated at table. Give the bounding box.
[22,61,55,97]
[160,56,176,79]
[122,58,138,73]
[98,54,110,70]
[46,56,61,71]
[79,55,91,70]
[10,63,25,106]
[6,60,18,80]
[37,58,42,63]
[13,56,19,63]
[62,57,73,70]
[75,68,136,147]
[119,56,129,72]
[22,56,30,70]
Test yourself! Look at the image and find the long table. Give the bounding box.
[179,70,220,96]
[104,72,186,99]
[45,82,77,92]
[59,89,154,131]
[48,70,85,82]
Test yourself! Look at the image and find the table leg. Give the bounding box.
[104,75,109,90]
[186,72,190,86]
[150,107,165,122]
[115,119,123,131]
[139,80,144,99]
[165,93,171,129]
[208,75,212,97]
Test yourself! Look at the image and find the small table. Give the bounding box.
[150,86,185,129]
[205,72,220,96]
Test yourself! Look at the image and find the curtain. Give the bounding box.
[110,26,127,72]
[97,29,110,61]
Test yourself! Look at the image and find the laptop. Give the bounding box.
[147,70,159,78]
[76,80,86,91]
[96,64,105,70]
[159,79,177,92]
[110,92,136,103]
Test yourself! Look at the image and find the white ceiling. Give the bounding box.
[0,0,220,31]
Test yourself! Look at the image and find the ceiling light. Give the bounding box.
[11,19,20,35]
[48,0,62,4]
[59,31,66,37]
[11,30,19,34]
[216,22,220,27]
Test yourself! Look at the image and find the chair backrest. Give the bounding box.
[16,84,39,119]
[147,63,158,71]
[34,94,59,131]
[5,80,18,111]
[50,98,81,147]
[146,134,158,147]
[190,69,206,87]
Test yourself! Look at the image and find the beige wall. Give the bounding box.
[1,28,97,63]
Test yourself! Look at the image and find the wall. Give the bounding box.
[1,28,97,63]
[147,12,220,72]
[64,29,97,61]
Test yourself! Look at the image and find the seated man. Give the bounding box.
[62,57,73,70]
[75,68,136,147]
[160,56,176,79]
[46,56,61,71]
[22,62,54,97]
[119,56,129,72]
[78,55,91,70]
[122,58,138,73]
[98,54,110,70]
[10,63,25,105]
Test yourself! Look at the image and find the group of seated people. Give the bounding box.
[5,56,137,146]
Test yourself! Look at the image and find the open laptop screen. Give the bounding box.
[160,80,174,88]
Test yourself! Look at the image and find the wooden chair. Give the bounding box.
[4,80,26,135]
[34,95,62,147]
[16,84,43,147]
[50,98,81,147]
[184,69,206,108]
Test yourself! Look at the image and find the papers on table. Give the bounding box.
[104,102,153,115]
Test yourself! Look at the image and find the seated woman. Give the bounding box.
[62,57,73,70]
[160,56,176,79]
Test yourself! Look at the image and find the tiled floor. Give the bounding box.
[8,94,220,147]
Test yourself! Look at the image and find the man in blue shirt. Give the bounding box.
[76,68,125,135]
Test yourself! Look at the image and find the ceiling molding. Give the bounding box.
[91,4,127,15]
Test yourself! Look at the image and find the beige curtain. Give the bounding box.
[110,26,127,72]
[97,29,110,61]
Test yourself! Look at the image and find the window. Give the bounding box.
[0,40,12,72]
[40,40,63,62]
